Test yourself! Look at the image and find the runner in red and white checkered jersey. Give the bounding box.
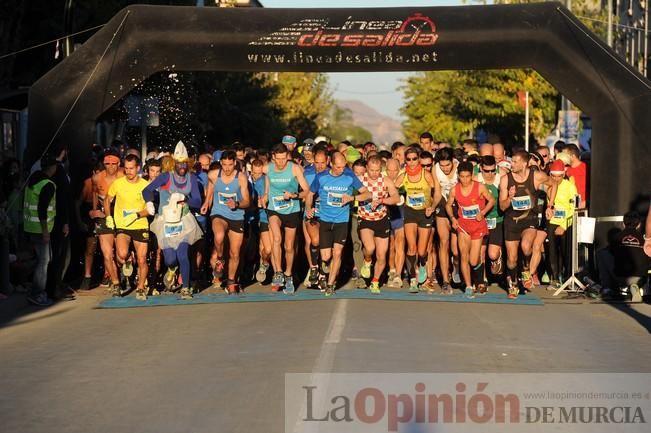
[357,156,401,294]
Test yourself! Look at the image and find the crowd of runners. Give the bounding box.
[22,133,597,304]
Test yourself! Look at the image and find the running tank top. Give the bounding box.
[267,161,300,214]
[358,173,388,221]
[435,162,457,201]
[454,181,485,220]
[484,183,504,228]
[402,170,432,210]
[505,169,536,219]
[211,170,244,220]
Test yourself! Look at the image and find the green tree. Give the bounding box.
[262,72,334,140]
[401,69,558,148]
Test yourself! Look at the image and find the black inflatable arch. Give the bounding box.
[27,2,651,217]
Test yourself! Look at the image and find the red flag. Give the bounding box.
[517,91,527,109]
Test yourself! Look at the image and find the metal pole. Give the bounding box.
[645,1,649,76]
[525,91,530,152]
[608,0,613,47]
[63,0,73,58]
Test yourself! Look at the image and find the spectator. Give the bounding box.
[24,155,59,306]
[563,143,589,209]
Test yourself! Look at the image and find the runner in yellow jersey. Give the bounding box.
[104,154,150,299]
[395,146,442,293]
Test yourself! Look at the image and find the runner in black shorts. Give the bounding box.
[499,150,556,298]
[306,152,371,295]
[357,156,400,293]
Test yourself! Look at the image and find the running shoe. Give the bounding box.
[421,278,435,293]
[490,254,503,275]
[308,266,319,286]
[214,259,224,280]
[354,277,367,289]
[321,261,330,275]
[360,260,372,279]
[506,276,518,299]
[122,260,134,278]
[418,266,427,285]
[110,283,122,297]
[464,286,475,299]
[226,283,239,295]
[135,288,147,301]
[541,272,550,284]
[271,272,285,292]
[369,281,381,294]
[546,280,561,291]
[452,267,461,285]
[476,282,488,295]
[532,273,541,287]
[163,267,177,291]
[386,271,397,287]
[283,276,295,295]
[99,273,111,288]
[79,277,91,291]
[408,278,419,293]
[256,262,269,283]
[318,274,328,293]
[151,288,160,296]
[26,293,54,307]
[390,275,403,289]
[441,282,453,295]
[179,287,193,300]
[325,284,335,297]
[521,270,533,290]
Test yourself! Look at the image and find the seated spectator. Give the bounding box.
[612,212,649,287]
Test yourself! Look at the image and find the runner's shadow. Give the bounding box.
[606,298,651,334]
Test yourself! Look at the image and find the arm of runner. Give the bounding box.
[294,164,311,200]
[346,186,371,205]
[90,174,104,218]
[644,202,651,257]
[236,172,251,210]
[445,186,459,229]
[426,170,443,210]
[381,176,400,206]
[535,170,557,219]
[200,169,217,215]
[479,183,495,220]
[305,191,315,218]
[499,174,513,211]
[103,193,114,229]
[261,170,269,208]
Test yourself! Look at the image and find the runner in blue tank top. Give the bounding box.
[262,142,311,294]
[201,150,251,294]
[305,152,371,295]
[250,159,272,283]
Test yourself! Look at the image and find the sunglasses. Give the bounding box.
[482,168,496,173]
[539,154,549,158]
[104,162,118,166]
[406,157,419,162]
[421,163,432,168]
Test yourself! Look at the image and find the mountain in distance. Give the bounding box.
[336,99,405,148]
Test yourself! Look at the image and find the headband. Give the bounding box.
[103,155,120,165]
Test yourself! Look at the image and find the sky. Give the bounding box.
[260,0,468,120]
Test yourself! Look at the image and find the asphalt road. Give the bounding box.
[1,291,650,433]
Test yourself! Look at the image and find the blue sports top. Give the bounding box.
[267,161,300,214]
[253,174,268,224]
[310,170,363,223]
[211,170,244,221]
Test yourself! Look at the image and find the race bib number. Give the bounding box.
[272,195,291,210]
[511,195,532,211]
[164,222,183,238]
[486,217,497,230]
[407,193,425,209]
[218,192,237,205]
[327,192,344,208]
[554,208,567,219]
[461,204,480,219]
